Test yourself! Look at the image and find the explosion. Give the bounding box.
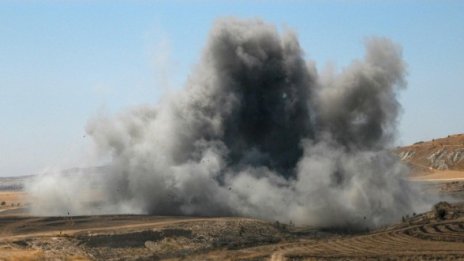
[27,18,427,229]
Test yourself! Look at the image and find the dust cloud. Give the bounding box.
[26,18,430,229]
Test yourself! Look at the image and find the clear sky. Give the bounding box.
[1,1,463,177]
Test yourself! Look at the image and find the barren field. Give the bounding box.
[1,189,464,260]
[410,170,464,182]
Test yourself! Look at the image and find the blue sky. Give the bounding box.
[1,1,463,176]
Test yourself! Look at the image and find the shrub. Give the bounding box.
[433,201,453,220]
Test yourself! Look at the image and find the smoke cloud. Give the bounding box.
[27,18,428,229]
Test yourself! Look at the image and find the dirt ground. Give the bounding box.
[1,189,464,260]
[0,192,27,214]
[410,170,464,181]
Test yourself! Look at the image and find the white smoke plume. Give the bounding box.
[26,18,429,229]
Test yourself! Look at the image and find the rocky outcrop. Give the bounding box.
[396,134,464,171]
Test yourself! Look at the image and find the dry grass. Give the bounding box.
[0,248,89,261]
[410,170,464,181]
[0,209,463,260]
[0,192,27,211]
[0,248,46,261]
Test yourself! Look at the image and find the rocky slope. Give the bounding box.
[396,134,464,172]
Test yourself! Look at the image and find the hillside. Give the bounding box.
[397,134,464,174]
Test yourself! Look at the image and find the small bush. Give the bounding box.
[437,208,447,220]
[274,220,287,231]
[433,201,453,220]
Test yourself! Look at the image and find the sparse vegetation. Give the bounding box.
[0,203,464,260]
[397,133,464,173]
[274,220,288,231]
[433,201,454,220]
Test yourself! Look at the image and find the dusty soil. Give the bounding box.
[1,181,464,260]
[0,192,27,215]
[0,214,302,260]
[410,170,464,182]
[1,201,464,260]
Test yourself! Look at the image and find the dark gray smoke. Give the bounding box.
[26,18,428,229]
